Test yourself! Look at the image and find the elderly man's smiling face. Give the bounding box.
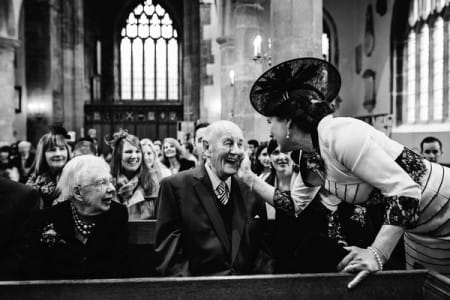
[205,122,245,180]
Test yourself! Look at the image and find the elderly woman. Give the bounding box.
[161,137,195,175]
[21,155,128,279]
[109,130,153,220]
[245,57,450,287]
[26,126,71,208]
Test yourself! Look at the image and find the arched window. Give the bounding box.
[395,0,449,124]
[323,9,338,67]
[120,0,179,101]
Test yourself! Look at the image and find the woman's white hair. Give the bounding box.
[57,155,110,202]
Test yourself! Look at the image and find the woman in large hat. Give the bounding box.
[245,57,450,287]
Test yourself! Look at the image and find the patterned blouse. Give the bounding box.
[274,115,427,229]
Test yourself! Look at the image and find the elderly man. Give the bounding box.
[155,120,273,276]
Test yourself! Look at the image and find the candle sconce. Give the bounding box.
[229,70,235,86]
[252,35,272,67]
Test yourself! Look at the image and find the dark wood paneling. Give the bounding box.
[84,102,182,152]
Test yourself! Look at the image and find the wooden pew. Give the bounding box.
[127,220,157,277]
[0,270,448,300]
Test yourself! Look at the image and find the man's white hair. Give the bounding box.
[203,120,243,144]
[57,155,110,202]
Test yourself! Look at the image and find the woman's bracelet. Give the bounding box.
[367,246,384,271]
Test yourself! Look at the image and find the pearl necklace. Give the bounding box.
[71,203,96,237]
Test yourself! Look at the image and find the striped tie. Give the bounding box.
[216,181,229,205]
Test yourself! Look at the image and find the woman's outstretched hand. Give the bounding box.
[237,153,256,188]
[337,246,381,289]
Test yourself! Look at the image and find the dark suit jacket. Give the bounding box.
[0,178,40,280]
[155,166,273,276]
[20,200,128,279]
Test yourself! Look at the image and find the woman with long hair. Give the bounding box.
[244,57,450,286]
[108,130,153,220]
[26,126,71,208]
[161,137,195,175]
[253,142,271,180]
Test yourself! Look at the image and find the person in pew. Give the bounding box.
[161,137,195,175]
[259,140,379,274]
[108,130,154,220]
[155,120,273,276]
[0,178,40,280]
[26,125,71,208]
[244,57,450,287]
[20,155,128,279]
[140,138,172,219]
[420,136,450,167]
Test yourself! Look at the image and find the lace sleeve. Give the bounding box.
[384,195,420,228]
[272,189,295,216]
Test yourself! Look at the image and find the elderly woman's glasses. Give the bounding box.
[80,177,115,191]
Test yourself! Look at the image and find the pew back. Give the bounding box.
[0,271,448,300]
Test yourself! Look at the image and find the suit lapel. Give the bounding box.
[193,167,231,254]
[231,177,247,264]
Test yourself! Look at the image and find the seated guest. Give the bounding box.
[183,141,199,166]
[26,126,71,208]
[0,145,19,182]
[153,140,163,161]
[161,137,195,175]
[420,136,450,167]
[16,141,35,183]
[139,138,171,219]
[108,130,153,220]
[247,139,259,173]
[20,155,128,279]
[0,178,40,280]
[253,142,271,179]
[194,122,210,164]
[73,137,97,157]
[155,120,273,276]
[262,141,379,273]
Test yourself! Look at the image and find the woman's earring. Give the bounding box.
[286,128,290,139]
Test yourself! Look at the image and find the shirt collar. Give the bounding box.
[204,162,231,191]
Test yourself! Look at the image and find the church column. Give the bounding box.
[270,0,323,64]
[183,0,201,121]
[217,36,234,120]
[0,37,20,143]
[230,0,268,141]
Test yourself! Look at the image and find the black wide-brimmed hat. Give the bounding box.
[250,57,341,117]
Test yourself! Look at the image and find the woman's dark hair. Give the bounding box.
[253,142,268,175]
[31,131,71,176]
[272,89,335,149]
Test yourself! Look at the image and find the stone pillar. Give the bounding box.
[183,0,201,121]
[271,0,323,64]
[217,36,234,120]
[0,37,19,143]
[229,0,269,141]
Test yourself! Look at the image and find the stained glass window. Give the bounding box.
[120,0,179,101]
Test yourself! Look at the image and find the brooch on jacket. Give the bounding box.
[40,223,66,247]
